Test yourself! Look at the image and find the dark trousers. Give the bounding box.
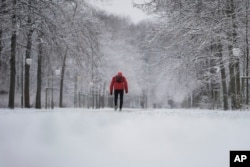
[114,89,124,109]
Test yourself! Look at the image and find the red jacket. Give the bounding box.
[110,73,128,94]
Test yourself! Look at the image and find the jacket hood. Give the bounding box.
[117,72,122,76]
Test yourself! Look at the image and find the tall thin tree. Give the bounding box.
[59,47,68,108]
[8,0,17,109]
[35,32,44,109]
[24,0,34,108]
[245,0,249,105]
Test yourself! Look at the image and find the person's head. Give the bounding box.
[117,71,122,76]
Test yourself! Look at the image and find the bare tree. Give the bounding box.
[8,0,17,109]
[35,31,44,109]
[23,0,34,108]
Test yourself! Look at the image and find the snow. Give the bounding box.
[0,108,250,167]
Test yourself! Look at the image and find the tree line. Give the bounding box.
[2,0,250,110]
[0,0,102,108]
[134,0,250,110]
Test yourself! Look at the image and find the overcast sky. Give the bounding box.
[89,0,150,24]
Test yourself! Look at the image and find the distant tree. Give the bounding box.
[244,0,250,105]
[35,31,44,109]
[23,0,34,108]
[8,0,17,109]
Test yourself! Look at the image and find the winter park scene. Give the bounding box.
[1,0,250,167]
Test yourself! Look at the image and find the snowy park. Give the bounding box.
[1,0,250,166]
[0,108,250,167]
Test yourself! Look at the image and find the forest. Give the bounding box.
[0,0,249,110]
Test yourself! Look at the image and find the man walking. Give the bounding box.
[110,72,128,111]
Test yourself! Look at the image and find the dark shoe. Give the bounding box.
[119,108,122,111]
[114,106,117,110]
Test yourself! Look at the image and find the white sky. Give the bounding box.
[89,0,150,24]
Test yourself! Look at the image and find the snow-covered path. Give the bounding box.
[0,108,249,167]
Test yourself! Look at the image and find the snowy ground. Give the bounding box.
[0,108,250,167]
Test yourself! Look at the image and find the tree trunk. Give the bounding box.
[24,1,33,108]
[235,58,241,108]
[226,0,239,110]
[231,0,240,109]
[59,48,68,108]
[24,27,33,108]
[245,0,249,105]
[35,35,43,109]
[8,0,17,109]
[228,47,236,109]
[217,40,228,110]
